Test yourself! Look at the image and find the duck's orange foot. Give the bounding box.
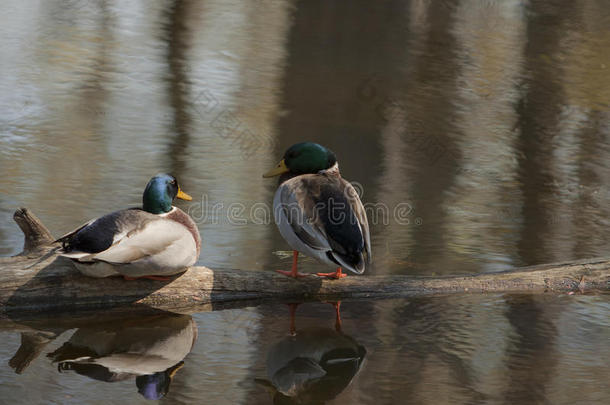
[316,272,347,279]
[123,275,172,281]
[316,268,347,279]
[276,250,308,278]
[276,270,309,278]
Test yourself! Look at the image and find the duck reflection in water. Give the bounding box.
[46,313,196,400]
[257,303,366,404]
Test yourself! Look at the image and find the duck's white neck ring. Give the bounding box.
[159,206,178,217]
[319,162,340,175]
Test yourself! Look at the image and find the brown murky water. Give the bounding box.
[1,1,609,404]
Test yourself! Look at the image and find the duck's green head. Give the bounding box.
[142,174,192,214]
[136,361,184,400]
[263,142,337,178]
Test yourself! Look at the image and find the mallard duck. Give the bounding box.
[263,142,371,278]
[47,314,197,400]
[57,173,201,280]
[256,304,366,403]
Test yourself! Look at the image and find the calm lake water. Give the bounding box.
[1,0,609,403]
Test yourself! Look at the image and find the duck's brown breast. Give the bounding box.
[167,208,201,254]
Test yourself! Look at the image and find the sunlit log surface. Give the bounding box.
[0,208,608,318]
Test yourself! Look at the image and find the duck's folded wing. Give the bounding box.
[47,342,98,363]
[343,180,372,264]
[272,357,326,396]
[57,209,145,256]
[277,176,368,273]
[55,219,98,245]
[87,220,190,264]
[275,181,332,253]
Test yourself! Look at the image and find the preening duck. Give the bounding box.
[263,142,371,279]
[57,173,201,280]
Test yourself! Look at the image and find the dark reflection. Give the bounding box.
[515,0,577,266]
[502,295,558,405]
[256,303,366,404]
[9,330,62,374]
[357,298,487,404]
[46,313,196,400]
[383,0,461,274]
[162,0,195,179]
[505,2,573,401]
[275,0,399,176]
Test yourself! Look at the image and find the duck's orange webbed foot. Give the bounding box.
[316,267,347,279]
[276,250,309,278]
[275,270,310,278]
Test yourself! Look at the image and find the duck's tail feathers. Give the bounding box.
[57,250,93,261]
[328,251,366,274]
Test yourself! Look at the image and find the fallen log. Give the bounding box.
[0,208,608,318]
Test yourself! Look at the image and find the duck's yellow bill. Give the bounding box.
[263,159,289,178]
[176,188,192,201]
[168,361,185,379]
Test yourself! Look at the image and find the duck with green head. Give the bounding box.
[263,142,371,279]
[48,314,196,400]
[256,302,366,403]
[57,174,201,280]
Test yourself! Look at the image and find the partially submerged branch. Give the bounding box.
[0,208,608,318]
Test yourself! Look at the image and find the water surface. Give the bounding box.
[1,0,609,403]
[1,295,609,404]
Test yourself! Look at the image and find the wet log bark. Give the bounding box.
[0,208,608,317]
